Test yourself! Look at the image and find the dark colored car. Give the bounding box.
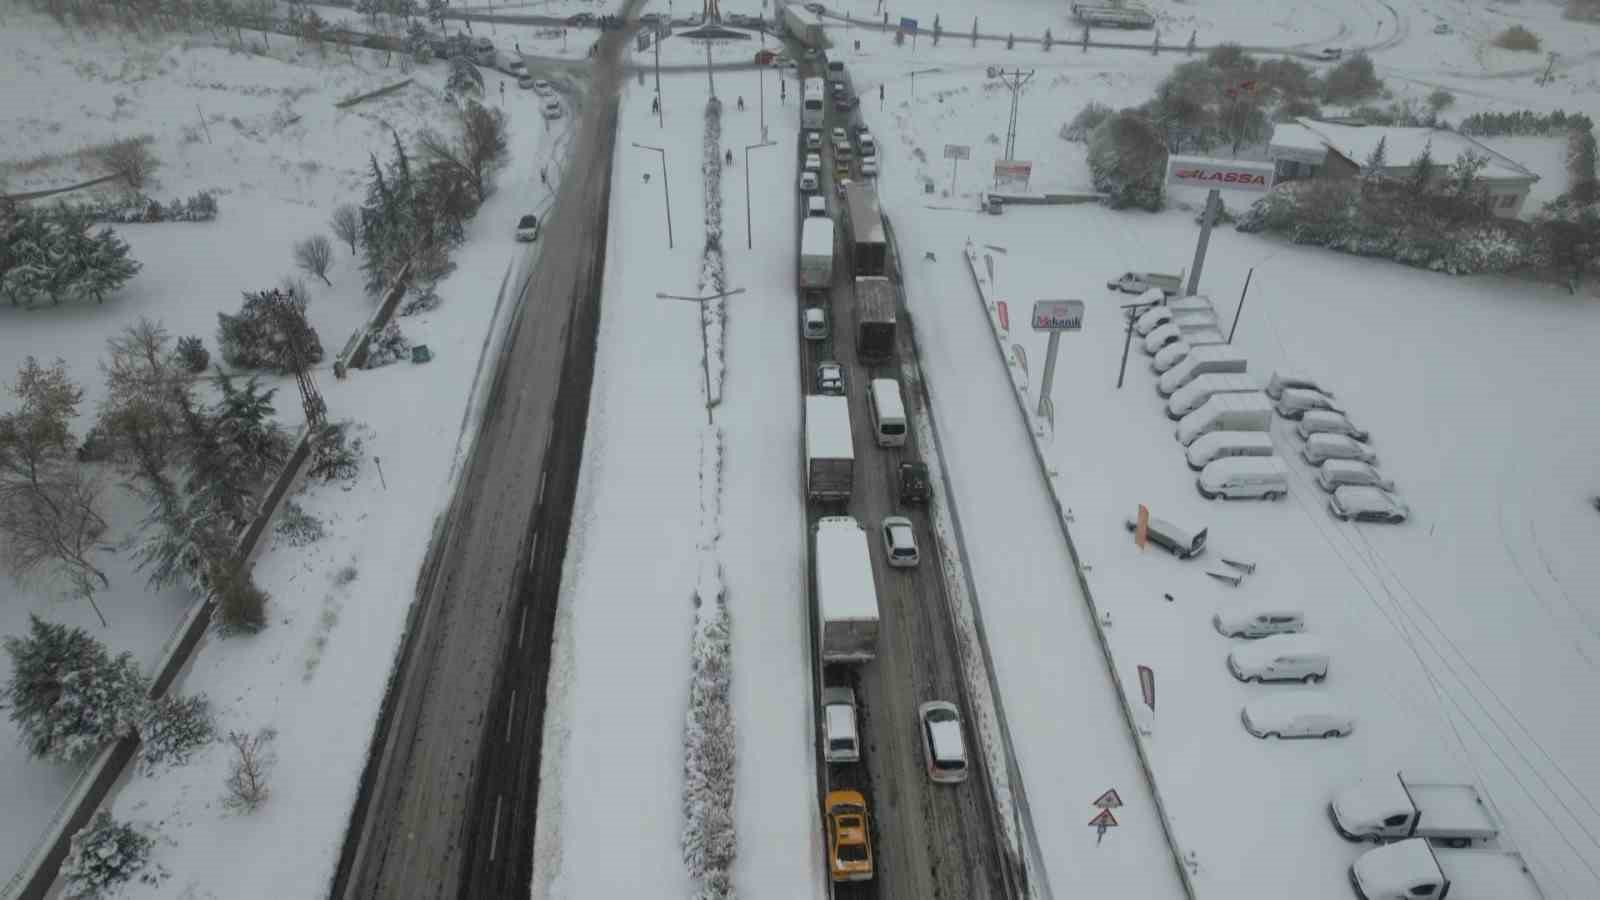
[898,461,930,503]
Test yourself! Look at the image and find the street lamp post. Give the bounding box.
[909,67,939,100]
[744,140,775,248]
[657,287,749,423]
[633,143,673,248]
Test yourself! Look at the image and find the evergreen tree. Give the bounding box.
[179,395,252,531]
[132,473,231,595]
[427,0,447,28]
[1364,135,1388,173]
[1407,141,1437,198]
[78,224,141,304]
[211,368,288,486]
[2,616,148,762]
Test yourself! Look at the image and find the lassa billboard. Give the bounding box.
[1165,155,1276,194]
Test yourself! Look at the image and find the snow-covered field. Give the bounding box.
[531,67,821,897]
[0,11,573,891]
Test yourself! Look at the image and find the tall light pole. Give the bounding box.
[657,287,748,422]
[996,68,1035,162]
[909,67,939,100]
[633,143,673,248]
[744,140,775,248]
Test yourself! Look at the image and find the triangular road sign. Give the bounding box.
[1092,788,1124,809]
[1088,808,1119,828]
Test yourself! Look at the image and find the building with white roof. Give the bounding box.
[1268,118,1540,218]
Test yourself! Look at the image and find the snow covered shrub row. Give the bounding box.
[78,191,219,224]
[216,286,326,374]
[699,98,728,408]
[364,320,412,367]
[681,584,736,898]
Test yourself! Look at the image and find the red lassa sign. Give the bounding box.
[1172,169,1267,186]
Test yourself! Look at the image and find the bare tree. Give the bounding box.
[97,138,159,191]
[0,358,112,625]
[293,234,334,286]
[97,318,191,489]
[416,101,509,204]
[330,203,361,255]
[223,727,277,812]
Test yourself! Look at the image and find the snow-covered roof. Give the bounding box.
[928,717,964,762]
[814,517,879,621]
[801,217,834,256]
[806,395,854,460]
[825,703,857,740]
[1270,119,1539,184]
[1352,839,1441,897]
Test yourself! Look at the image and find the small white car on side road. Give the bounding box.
[917,701,968,783]
[880,516,919,567]
[1241,695,1353,740]
[803,306,829,340]
[541,98,563,119]
[1214,604,1305,639]
[1328,485,1409,523]
[1301,433,1377,466]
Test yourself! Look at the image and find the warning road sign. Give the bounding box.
[1092,788,1123,809]
[1088,808,1119,828]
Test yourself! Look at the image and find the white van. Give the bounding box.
[1157,345,1248,396]
[1175,392,1273,446]
[1166,373,1261,419]
[1265,370,1333,401]
[1185,431,1275,470]
[1241,695,1353,740]
[1228,634,1329,683]
[1122,514,1207,559]
[868,378,907,447]
[1197,456,1289,501]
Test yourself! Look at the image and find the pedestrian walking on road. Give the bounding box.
[541,166,548,186]
[737,96,745,111]
[725,149,733,166]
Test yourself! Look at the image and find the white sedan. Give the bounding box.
[880,515,919,567]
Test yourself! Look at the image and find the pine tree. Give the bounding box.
[132,474,231,595]
[2,615,149,762]
[1364,135,1388,174]
[212,369,288,485]
[78,224,141,304]
[61,813,166,896]
[1407,140,1437,198]
[180,395,253,531]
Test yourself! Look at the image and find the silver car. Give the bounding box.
[1301,433,1377,465]
[880,515,919,567]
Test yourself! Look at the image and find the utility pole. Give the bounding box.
[633,143,673,248]
[657,288,748,423]
[1187,189,1219,296]
[996,68,1035,162]
[655,28,663,125]
[1116,298,1161,388]
[1226,268,1253,344]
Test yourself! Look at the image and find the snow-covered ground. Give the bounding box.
[857,19,1600,900]
[531,67,820,897]
[0,10,573,891]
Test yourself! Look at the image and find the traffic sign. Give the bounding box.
[900,16,918,32]
[1088,808,1119,828]
[944,143,971,160]
[1093,788,1124,809]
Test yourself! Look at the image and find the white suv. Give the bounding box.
[917,701,968,783]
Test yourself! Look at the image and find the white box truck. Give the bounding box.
[1158,344,1248,396]
[806,395,854,503]
[1175,392,1272,446]
[1167,373,1261,419]
[1331,771,1501,847]
[1350,839,1545,900]
[814,516,880,662]
[800,216,834,297]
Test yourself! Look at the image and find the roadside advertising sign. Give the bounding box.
[1164,155,1276,193]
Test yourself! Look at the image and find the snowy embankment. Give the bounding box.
[1,12,569,891]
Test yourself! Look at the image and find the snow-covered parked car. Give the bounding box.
[1328,485,1409,523]
[1274,387,1342,419]
[1315,459,1393,493]
[1301,433,1377,466]
[530,79,554,96]
[515,214,540,241]
[1241,696,1353,740]
[1151,339,1193,374]
[1296,410,1369,442]
[1214,603,1305,639]
[1228,634,1329,683]
[1265,370,1333,400]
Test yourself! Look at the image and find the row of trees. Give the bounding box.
[0,203,141,308]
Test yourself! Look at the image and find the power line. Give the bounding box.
[993,68,1034,163]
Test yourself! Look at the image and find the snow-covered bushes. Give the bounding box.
[364,320,412,368]
[2,615,147,762]
[61,812,167,898]
[1060,101,1113,144]
[308,420,364,484]
[223,727,277,812]
[136,692,215,773]
[0,205,141,307]
[1088,111,1167,210]
[1321,52,1382,103]
[699,98,727,408]
[1458,109,1593,138]
[275,500,326,546]
[216,286,325,373]
[1490,25,1540,51]
[681,590,736,897]
[176,335,210,373]
[78,191,219,225]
